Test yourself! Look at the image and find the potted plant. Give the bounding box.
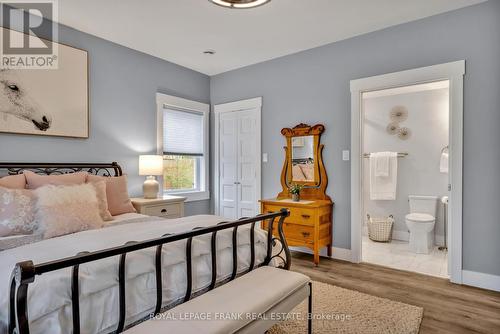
[289,183,304,202]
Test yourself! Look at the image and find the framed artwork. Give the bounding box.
[0,27,89,138]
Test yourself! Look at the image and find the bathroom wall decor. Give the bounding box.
[398,127,411,140]
[386,122,400,135]
[390,105,408,122]
[386,105,411,140]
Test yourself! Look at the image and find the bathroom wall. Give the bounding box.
[362,87,449,244]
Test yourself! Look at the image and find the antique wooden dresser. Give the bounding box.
[260,123,333,265]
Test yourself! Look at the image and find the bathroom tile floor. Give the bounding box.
[362,235,448,278]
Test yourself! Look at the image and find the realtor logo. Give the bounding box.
[0,0,58,69]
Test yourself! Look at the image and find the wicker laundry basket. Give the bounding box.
[367,214,394,242]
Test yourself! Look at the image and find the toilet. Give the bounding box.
[405,195,438,254]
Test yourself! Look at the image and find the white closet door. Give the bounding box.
[219,112,238,219]
[217,105,261,219]
[237,109,259,218]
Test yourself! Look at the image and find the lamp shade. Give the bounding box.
[139,155,163,176]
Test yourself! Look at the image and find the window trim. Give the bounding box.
[156,93,210,202]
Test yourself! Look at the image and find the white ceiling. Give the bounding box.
[57,0,485,75]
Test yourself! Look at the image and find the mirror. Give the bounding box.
[291,136,315,182]
[278,123,329,200]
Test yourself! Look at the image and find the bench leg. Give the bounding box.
[308,282,312,334]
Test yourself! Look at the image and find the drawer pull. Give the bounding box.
[161,209,167,213]
[301,232,311,238]
[301,214,311,219]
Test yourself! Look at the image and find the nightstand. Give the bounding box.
[131,195,186,219]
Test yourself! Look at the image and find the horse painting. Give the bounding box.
[0,69,52,131]
[0,27,88,138]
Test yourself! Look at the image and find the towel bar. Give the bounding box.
[363,152,408,158]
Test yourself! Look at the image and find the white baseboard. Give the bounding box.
[462,270,500,292]
[331,247,352,262]
[291,246,352,262]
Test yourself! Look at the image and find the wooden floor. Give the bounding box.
[290,252,500,334]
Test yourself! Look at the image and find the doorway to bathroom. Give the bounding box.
[350,61,465,283]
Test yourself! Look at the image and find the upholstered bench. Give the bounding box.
[124,266,312,334]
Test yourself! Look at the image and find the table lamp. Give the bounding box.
[139,155,163,199]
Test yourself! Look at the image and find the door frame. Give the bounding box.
[350,61,465,283]
[213,97,262,216]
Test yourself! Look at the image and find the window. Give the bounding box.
[163,155,200,192]
[157,93,209,202]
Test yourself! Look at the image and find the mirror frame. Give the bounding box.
[278,123,330,200]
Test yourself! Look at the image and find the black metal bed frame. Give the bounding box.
[1,163,294,334]
[0,162,123,177]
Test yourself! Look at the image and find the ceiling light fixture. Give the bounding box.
[209,0,271,9]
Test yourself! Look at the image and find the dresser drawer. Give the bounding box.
[142,203,181,218]
[282,223,314,243]
[264,221,314,244]
[263,204,316,226]
[288,208,316,225]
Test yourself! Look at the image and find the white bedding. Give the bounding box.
[0,214,273,334]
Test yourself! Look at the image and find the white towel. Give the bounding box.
[440,151,449,173]
[373,152,391,177]
[370,152,398,200]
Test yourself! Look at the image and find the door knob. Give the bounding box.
[234,181,241,184]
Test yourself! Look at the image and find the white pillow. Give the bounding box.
[34,183,104,239]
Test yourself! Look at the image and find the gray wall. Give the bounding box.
[211,1,500,276]
[363,88,449,241]
[0,18,211,215]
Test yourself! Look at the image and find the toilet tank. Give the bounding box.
[408,195,438,216]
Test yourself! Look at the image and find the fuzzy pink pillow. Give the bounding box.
[0,174,26,189]
[87,175,136,216]
[24,170,88,189]
[0,187,37,237]
[34,184,104,239]
[91,181,113,221]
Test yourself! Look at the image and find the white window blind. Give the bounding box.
[163,108,204,156]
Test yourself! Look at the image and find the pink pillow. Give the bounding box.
[0,187,37,237]
[34,184,104,239]
[87,175,136,216]
[0,174,26,189]
[299,164,315,181]
[91,181,113,221]
[292,165,306,181]
[24,170,88,189]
